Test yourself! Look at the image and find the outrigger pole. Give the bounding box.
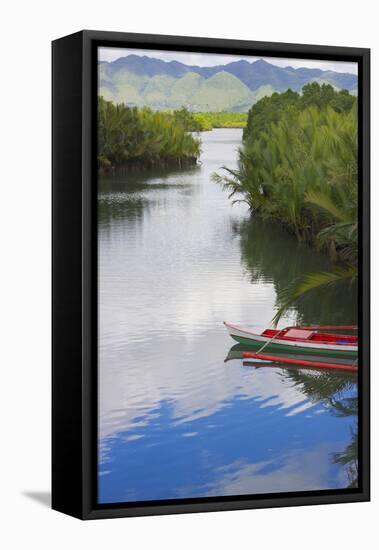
[242,351,358,373]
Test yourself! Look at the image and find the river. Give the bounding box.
[98,128,358,503]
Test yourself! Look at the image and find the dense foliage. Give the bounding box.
[167,108,247,131]
[215,83,357,253]
[193,111,247,130]
[213,83,358,321]
[243,83,356,141]
[171,107,203,132]
[98,98,201,170]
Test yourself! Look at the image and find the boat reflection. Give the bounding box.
[225,343,358,368]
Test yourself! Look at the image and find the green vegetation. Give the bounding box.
[233,218,357,327]
[282,366,358,486]
[171,107,203,132]
[163,108,248,131]
[243,83,356,141]
[213,83,358,322]
[98,97,201,171]
[193,111,247,130]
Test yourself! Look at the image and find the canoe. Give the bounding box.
[242,351,358,372]
[224,321,358,357]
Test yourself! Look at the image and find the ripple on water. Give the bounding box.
[98,129,358,503]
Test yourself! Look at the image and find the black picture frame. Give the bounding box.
[52,30,370,520]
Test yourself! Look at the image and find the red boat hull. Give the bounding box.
[242,351,358,372]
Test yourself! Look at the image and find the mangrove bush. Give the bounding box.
[213,83,358,322]
[98,97,201,170]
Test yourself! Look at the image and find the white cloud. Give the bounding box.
[98,47,358,75]
[203,446,346,496]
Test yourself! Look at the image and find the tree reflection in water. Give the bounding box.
[281,367,358,488]
[332,427,358,488]
[226,340,359,489]
[232,217,358,327]
[229,216,359,488]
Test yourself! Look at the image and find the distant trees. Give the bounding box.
[172,107,203,132]
[97,98,249,172]
[301,82,355,112]
[243,88,300,142]
[98,98,201,170]
[193,111,247,130]
[169,108,248,131]
[243,83,356,142]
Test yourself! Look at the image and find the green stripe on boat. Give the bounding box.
[231,335,357,357]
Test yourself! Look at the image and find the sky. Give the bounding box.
[99,47,358,75]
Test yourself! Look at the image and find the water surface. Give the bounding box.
[98,129,357,503]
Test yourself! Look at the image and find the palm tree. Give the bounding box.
[272,266,357,326]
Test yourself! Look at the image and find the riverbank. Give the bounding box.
[99,155,198,175]
[98,98,201,172]
[214,84,357,263]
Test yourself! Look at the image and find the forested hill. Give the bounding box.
[98,56,357,112]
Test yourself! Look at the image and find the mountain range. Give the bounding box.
[99,55,358,112]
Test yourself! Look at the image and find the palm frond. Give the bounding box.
[305,190,352,223]
[272,265,357,326]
